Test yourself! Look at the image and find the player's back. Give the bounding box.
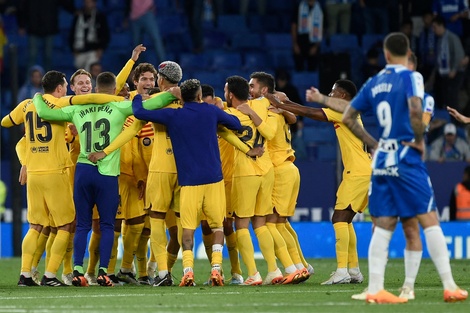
[4,98,73,173]
[268,112,295,167]
[352,64,424,167]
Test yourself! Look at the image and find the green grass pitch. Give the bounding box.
[0,258,468,313]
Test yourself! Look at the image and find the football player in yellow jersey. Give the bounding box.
[249,72,308,284]
[199,84,244,285]
[224,75,285,286]
[1,71,75,286]
[270,79,370,285]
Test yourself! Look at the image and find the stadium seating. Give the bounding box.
[203,30,228,50]
[178,53,210,71]
[230,33,264,51]
[210,52,242,70]
[264,33,292,50]
[329,34,359,53]
[243,51,271,71]
[216,15,248,34]
[193,71,225,89]
[291,71,320,97]
[361,34,384,55]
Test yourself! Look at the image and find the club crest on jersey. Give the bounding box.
[142,137,152,146]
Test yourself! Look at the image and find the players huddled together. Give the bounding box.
[1,32,468,304]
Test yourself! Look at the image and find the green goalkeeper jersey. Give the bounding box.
[33,92,175,176]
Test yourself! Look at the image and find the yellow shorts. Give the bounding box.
[272,162,300,217]
[27,171,75,227]
[335,175,370,213]
[147,172,180,213]
[231,168,274,218]
[180,180,225,230]
[117,173,145,220]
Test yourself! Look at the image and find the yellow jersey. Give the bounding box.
[322,108,371,176]
[1,95,73,173]
[268,112,295,167]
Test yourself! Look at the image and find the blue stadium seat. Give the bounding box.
[58,9,74,31]
[203,30,228,50]
[329,34,359,53]
[433,108,451,123]
[291,71,320,95]
[216,15,248,34]
[210,52,242,70]
[108,31,132,51]
[158,14,186,37]
[269,50,295,70]
[243,51,271,70]
[246,15,282,33]
[178,53,210,71]
[265,33,292,50]
[231,33,264,51]
[361,34,384,55]
[302,125,336,144]
[193,71,225,89]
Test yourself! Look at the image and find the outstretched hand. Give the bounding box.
[265,93,282,108]
[131,44,146,61]
[305,87,322,103]
[447,106,470,124]
[68,124,78,136]
[88,151,107,163]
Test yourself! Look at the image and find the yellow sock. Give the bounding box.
[167,253,178,272]
[286,221,308,267]
[333,222,349,268]
[276,223,302,265]
[121,223,144,269]
[86,231,101,275]
[45,231,56,269]
[46,230,69,275]
[136,231,150,278]
[182,250,194,269]
[225,232,242,275]
[236,228,257,276]
[150,218,168,272]
[62,232,74,274]
[107,231,121,274]
[202,232,214,263]
[254,226,278,273]
[32,232,48,269]
[348,223,359,269]
[21,228,40,273]
[266,222,294,269]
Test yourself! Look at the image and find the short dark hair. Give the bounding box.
[226,76,249,101]
[42,70,66,94]
[148,87,160,95]
[96,72,116,90]
[180,79,201,102]
[250,71,275,93]
[432,15,446,27]
[133,63,157,82]
[384,32,409,57]
[201,84,215,98]
[334,79,357,99]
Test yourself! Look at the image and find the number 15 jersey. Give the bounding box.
[1,95,73,173]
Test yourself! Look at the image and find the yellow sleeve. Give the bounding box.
[217,126,250,154]
[255,109,277,141]
[1,99,29,127]
[15,136,26,165]
[115,59,135,95]
[103,118,146,155]
[70,93,125,105]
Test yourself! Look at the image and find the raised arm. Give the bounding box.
[217,126,264,158]
[306,87,350,113]
[447,106,470,124]
[265,93,326,122]
[115,44,146,95]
